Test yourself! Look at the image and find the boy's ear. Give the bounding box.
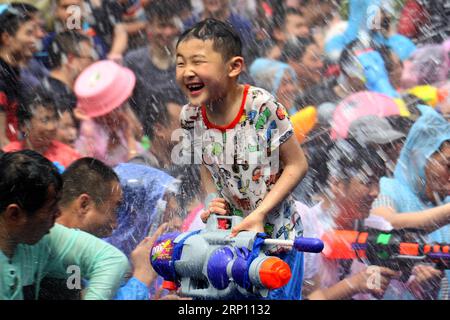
[153,122,165,137]
[0,32,12,47]
[228,56,244,78]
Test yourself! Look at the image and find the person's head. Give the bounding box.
[348,115,406,170]
[144,94,185,147]
[145,0,183,51]
[282,37,324,87]
[176,18,244,106]
[326,140,386,225]
[0,4,36,62]
[0,150,62,245]
[56,108,79,148]
[338,40,367,92]
[18,88,59,150]
[48,31,95,80]
[55,0,83,26]
[58,157,122,238]
[272,7,310,44]
[249,58,298,110]
[10,2,45,57]
[424,141,450,202]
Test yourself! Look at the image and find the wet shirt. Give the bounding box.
[0,224,129,300]
[180,85,303,245]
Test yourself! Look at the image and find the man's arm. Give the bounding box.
[45,224,130,300]
[107,23,128,60]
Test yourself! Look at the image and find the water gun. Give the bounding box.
[407,85,449,108]
[150,214,324,299]
[290,106,317,144]
[321,228,450,282]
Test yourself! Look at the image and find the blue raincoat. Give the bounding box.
[379,105,450,299]
[249,58,298,115]
[105,163,179,300]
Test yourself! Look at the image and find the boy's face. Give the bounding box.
[176,39,230,106]
[68,40,95,77]
[425,142,450,201]
[24,105,59,150]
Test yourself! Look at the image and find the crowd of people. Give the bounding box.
[0,0,449,300]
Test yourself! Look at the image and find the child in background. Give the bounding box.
[56,108,79,148]
[176,19,308,299]
[74,60,144,167]
[2,88,81,168]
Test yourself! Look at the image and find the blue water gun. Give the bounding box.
[150,214,323,299]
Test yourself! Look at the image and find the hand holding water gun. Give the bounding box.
[150,214,323,299]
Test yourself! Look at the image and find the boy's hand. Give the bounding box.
[201,198,230,223]
[230,211,265,237]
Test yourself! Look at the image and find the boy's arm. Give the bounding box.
[231,136,308,236]
[45,224,130,300]
[200,164,218,200]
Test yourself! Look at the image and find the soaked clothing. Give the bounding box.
[0,224,129,300]
[180,85,303,248]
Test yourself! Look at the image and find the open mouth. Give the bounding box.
[186,83,205,95]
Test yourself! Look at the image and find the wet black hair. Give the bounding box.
[17,87,58,127]
[0,4,33,46]
[59,157,119,208]
[48,31,92,69]
[176,18,242,61]
[0,150,62,215]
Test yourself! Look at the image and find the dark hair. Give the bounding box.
[281,36,315,61]
[0,4,33,45]
[144,93,185,139]
[0,150,62,215]
[17,87,58,127]
[59,157,119,208]
[48,31,91,69]
[327,139,387,183]
[10,2,39,15]
[177,18,242,61]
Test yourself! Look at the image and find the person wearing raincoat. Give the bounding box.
[249,57,299,115]
[371,105,450,299]
[105,162,182,300]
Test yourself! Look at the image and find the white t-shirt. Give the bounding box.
[180,85,302,247]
